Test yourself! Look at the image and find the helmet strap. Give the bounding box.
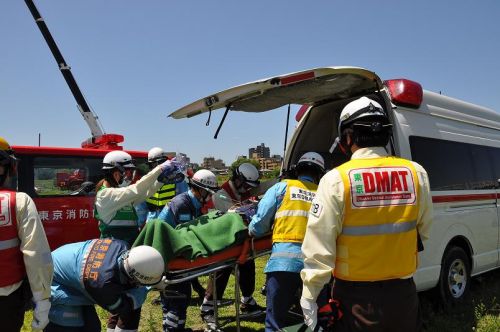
[199,188,210,205]
[339,130,353,158]
[191,186,203,203]
[118,251,136,285]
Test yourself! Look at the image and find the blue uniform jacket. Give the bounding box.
[51,239,148,315]
[157,190,202,227]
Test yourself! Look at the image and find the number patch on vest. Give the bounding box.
[289,186,315,202]
[0,193,13,226]
[310,202,323,218]
[348,166,416,208]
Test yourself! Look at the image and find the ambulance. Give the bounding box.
[169,66,500,305]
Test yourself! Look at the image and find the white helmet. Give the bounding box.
[123,245,165,285]
[148,147,169,163]
[296,152,325,174]
[102,151,136,170]
[190,169,219,193]
[233,163,260,187]
[337,97,388,134]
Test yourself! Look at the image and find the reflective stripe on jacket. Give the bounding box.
[0,190,26,287]
[146,183,176,210]
[272,179,317,243]
[335,156,420,281]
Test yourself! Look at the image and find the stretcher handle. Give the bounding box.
[236,238,251,264]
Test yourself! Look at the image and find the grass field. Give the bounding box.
[22,256,500,331]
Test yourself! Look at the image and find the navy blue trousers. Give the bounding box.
[160,281,192,331]
[265,271,302,332]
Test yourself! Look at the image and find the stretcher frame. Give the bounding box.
[162,235,272,331]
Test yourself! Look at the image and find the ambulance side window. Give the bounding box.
[409,136,497,191]
[33,156,102,196]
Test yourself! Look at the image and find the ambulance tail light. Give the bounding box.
[295,104,311,122]
[384,79,423,108]
[81,134,124,150]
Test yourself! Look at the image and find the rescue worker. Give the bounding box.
[248,152,325,332]
[300,97,433,332]
[95,150,177,246]
[144,147,205,301]
[157,169,219,332]
[145,147,188,221]
[94,150,179,330]
[0,137,53,332]
[200,163,264,331]
[44,239,165,332]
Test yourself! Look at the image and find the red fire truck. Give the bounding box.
[13,145,148,250]
[17,1,149,249]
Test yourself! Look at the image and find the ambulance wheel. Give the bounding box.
[438,246,471,308]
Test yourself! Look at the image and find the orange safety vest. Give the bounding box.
[272,179,317,243]
[0,190,26,287]
[335,157,420,281]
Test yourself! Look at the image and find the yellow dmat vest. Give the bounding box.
[335,156,420,281]
[272,179,317,243]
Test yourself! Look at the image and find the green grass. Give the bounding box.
[22,260,500,331]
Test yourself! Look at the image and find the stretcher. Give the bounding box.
[162,234,272,331]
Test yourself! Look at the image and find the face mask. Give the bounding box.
[116,171,130,187]
[119,169,135,187]
[119,179,131,187]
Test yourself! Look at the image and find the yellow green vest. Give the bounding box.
[146,183,176,210]
[272,179,318,243]
[95,185,139,246]
[335,156,420,281]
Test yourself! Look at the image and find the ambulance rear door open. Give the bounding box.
[169,66,389,172]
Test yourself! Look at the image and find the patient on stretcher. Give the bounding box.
[133,201,264,269]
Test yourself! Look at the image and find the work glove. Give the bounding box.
[301,297,318,331]
[32,298,51,330]
[158,159,185,184]
[150,276,168,291]
[159,159,176,172]
[317,299,343,330]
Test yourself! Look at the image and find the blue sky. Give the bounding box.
[1,1,499,164]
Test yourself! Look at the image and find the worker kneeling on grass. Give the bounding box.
[44,239,165,332]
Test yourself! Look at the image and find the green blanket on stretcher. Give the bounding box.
[133,211,249,264]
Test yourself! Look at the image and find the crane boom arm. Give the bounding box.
[25,0,105,137]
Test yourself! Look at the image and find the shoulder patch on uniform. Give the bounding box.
[309,201,323,218]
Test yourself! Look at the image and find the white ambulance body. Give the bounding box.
[170,66,500,304]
